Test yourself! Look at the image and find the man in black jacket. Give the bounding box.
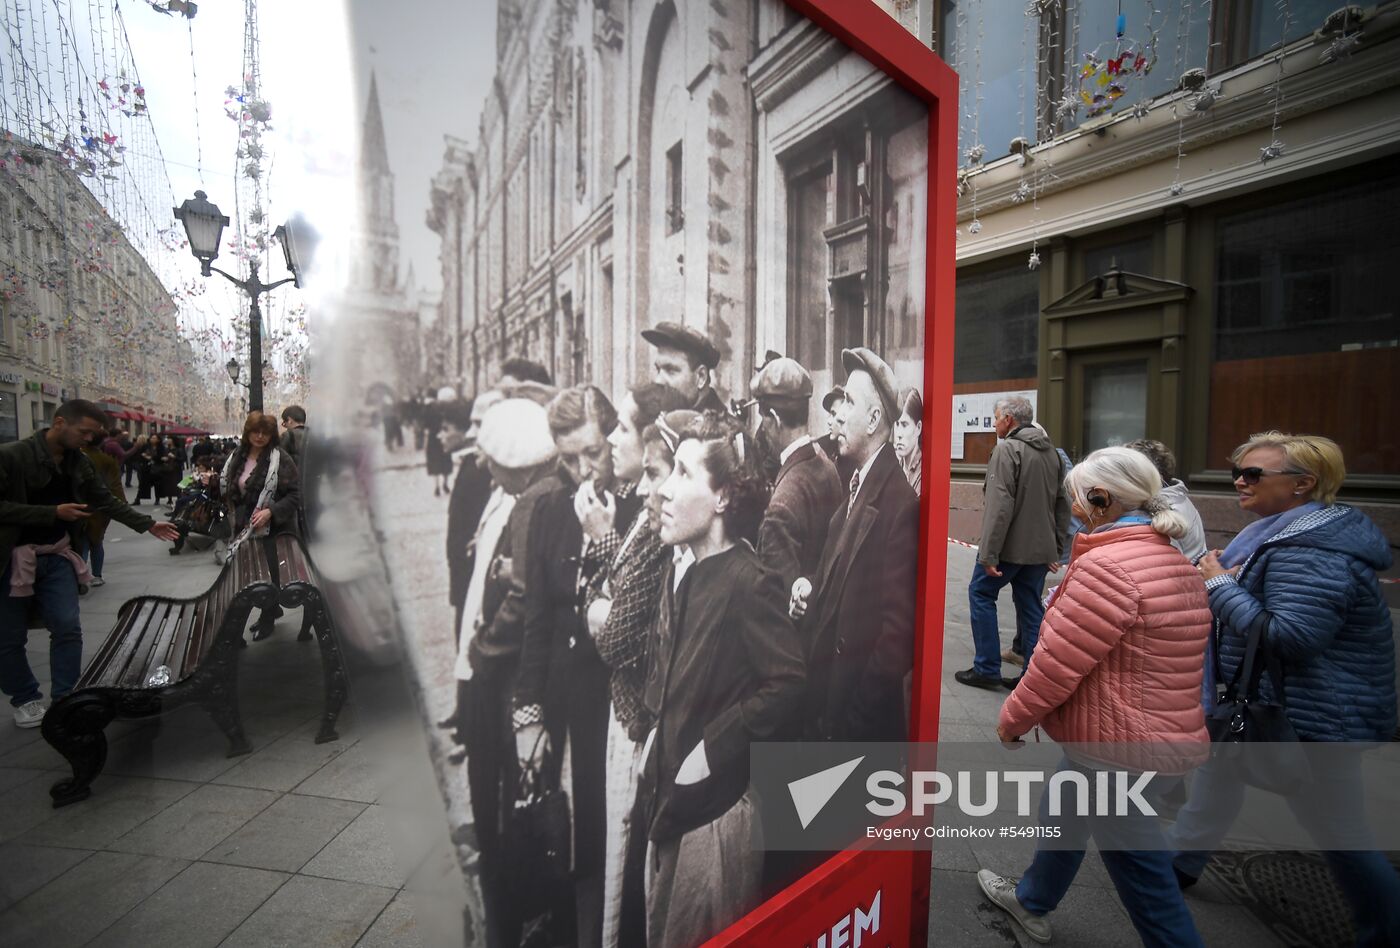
[752,357,844,592]
[512,385,621,948]
[0,400,179,728]
[791,349,919,742]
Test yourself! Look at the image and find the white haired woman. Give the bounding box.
[979,447,1211,947]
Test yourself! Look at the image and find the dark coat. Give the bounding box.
[642,543,806,842]
[694,385,727,415]
[0,430,154,566]
[446,454,495,612]
[1211,505,1396,742]
[804,444,919,742]
[815,433,858,489]
[225,447,302,537]
[758,440,845,592]
[513,475,586,712]
[467,470,558,666]
[979,424,1071,567]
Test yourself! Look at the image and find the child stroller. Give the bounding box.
[170,482,230,561]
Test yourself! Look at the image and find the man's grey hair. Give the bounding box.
[994,395,1034,426]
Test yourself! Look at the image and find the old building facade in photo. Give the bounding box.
[0,136,205,439]
[427,0,930,422]
[427,0,1399,556]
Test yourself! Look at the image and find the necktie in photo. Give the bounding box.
[848,469,860,516]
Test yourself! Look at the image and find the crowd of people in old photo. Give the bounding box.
[415,322,924,948]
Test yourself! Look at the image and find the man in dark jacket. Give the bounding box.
[642,321,727,414]
[752,357,844,592]
[791,349,919,742]
[512,385,619,948]
[0,400,179,727]
[957,395,1070,690]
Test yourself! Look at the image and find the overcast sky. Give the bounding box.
[344,0,498,299]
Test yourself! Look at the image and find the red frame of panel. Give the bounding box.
[703,1,957,945]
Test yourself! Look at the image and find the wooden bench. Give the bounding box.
[40,539,274,807]
[269,533,348,745]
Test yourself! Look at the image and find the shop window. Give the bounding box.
[1208,167,1400,476]
[953,259,1040,385]
[1213,0,1344,70]
[940,0,1037,164]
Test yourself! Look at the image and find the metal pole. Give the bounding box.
[248,260,265,414]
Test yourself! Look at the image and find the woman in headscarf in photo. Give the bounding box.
[640,412,805,948]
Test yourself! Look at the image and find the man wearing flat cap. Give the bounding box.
[816,386,857,488]
[752,356,844,592]
[451,397,562,948]
[790,347,919,742]
[641,321,727,414]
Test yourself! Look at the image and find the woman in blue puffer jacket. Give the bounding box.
[1170,432,1398,945]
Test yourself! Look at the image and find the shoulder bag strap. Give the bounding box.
[1222,610,1268,701]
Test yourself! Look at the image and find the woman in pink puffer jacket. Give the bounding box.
[977,447,1211,948]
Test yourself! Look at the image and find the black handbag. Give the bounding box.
[503,730,572,924]
[1206,611,1311,794]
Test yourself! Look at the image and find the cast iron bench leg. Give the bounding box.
[41,693,116,808]
[307,592,348,744]
[297,606,314,642]
[199,643,254,757]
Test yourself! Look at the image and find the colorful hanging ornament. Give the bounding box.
[1072,1,1158,119]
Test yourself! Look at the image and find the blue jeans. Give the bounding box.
[0,556,83,706]
[1017,757,1203,948]
[1171,752,1400,946]
[78,536,105,579]
[968,562,1048,678]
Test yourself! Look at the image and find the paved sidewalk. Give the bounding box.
[0,506,465,947]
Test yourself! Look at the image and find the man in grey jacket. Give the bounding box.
[956,395,1070,690]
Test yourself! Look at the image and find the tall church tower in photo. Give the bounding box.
[327,71,421,412]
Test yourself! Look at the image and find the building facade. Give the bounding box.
[0,136,204,439]
[427,0,1399,554]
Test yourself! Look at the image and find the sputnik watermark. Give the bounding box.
[863,768,1158,819]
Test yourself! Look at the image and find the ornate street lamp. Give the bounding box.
[174,192,316,413]
[226,358,240,384]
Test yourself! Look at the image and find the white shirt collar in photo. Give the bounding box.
[672,544,696,592]
[453,485,515,681]
[779,434,813,468]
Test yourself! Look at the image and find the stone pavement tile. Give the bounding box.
[302,804,411,888]
[942,864,1136,946]
[0,842,91,911]
[0,765,45,793]
[0,769,60,842]
[211,724,352,792]
[17,775,198,849]
[353,893,425,947]
[1184,889,1281,946]
[0,731,65,771]
[931,836,981,872]
[297,740,383,803]
[107,783,280,860]
[204,792,365,872]
[0,850,187,948]
[0,720,48,759]
[222,874,394,948]
[85,861,289,948]
[927,867,1021,946]
[102,721,248,784]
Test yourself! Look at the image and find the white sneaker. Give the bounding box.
[978,869,1052,944]
[90,576,106,587]
[13,700,46,729]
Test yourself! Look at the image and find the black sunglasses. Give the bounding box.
[1231,466,1301,485]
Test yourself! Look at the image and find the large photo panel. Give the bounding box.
[341,0,954,944]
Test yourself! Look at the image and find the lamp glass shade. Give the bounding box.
[226,358,240,383]
[274,213,318,288]
[174,191,230,263]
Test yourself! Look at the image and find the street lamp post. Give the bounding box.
[173,191,314,414]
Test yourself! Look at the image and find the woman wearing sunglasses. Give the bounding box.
[1171,432,1398,945]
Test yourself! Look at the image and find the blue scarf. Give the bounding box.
[1219,500,1323,569]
